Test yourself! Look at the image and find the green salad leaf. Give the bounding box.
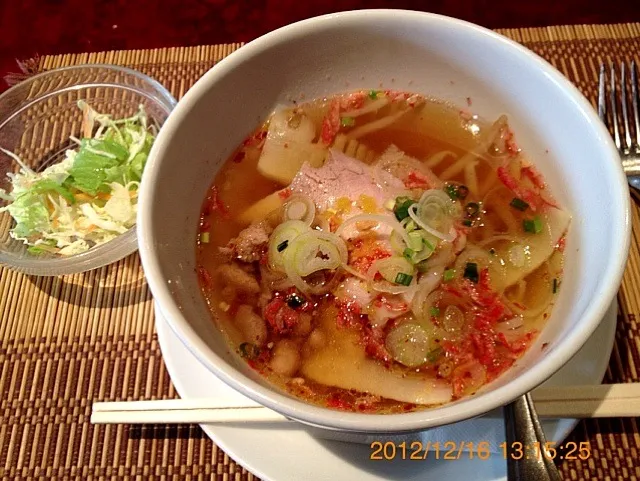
[0,102,156,256]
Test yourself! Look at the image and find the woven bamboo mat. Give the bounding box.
[1,22,640,481]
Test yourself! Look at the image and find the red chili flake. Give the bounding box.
[203,186,229,218]
[541,342,549,351]
[466,97,472,106]
[327,394,352,411]
[247,359,259,370]
[503,129,519,156]
[507,330,537,355]
[336,300,363,328]
[242,130,267,148]
[278,188,292,200]
[350,247,392,274]
[197,265,213,287]
[263,297,299,334]
[339,91,366,111]
[320,99,341,145]
[259,251,269,266]
[404,171,431,189]
[497,166,541,211]
[283,142,289,148]
[233,151,246,163]
[362,324,392,364]
[521,165,545,189]
[471,331,497,367]
[373,295,408,313]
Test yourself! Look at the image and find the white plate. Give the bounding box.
[156,300,617,481]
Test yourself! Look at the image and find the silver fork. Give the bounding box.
[598,61,640,192]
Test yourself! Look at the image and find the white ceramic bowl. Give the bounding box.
[138,10,630,433]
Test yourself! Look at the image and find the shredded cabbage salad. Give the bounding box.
[0,101,156,256]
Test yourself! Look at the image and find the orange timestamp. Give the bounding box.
[369,440,592,461]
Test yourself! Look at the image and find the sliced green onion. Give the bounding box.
[268,220,312,272]
[368,90,379,99]
[394,272,413,286]
[341,116,355,127]
[408,193,458,242]
[200,232,210,243]
[429,306,440,317]
[443,269,456,282]
[533,216,543,233]
[552,278,559,294]
[394,197,415,221]
[283,230,348,294]
[523,215,543,234]
[403,247,414,261]
[510,197,530,211]
[463,262,479,283]
[401,217,417,232]
[367,256,415,293]
[407,231,423,251]
[421,233,436,251]
[462,219,473,227]
[277,240,289,252]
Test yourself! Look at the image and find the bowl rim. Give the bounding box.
[0,64,177,276]
[138,9,631,432]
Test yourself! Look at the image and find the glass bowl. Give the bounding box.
[0,64,176,276]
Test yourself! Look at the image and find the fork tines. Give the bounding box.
[598,61,640,155]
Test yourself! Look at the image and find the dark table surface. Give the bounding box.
[2,0,640,91]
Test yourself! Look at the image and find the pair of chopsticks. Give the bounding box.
[91,383,640,425]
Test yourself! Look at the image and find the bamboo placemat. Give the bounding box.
[2,22,640,481]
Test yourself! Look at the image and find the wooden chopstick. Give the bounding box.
[91,383,640,425]
[91,399,287,424]
[530,383,640,418]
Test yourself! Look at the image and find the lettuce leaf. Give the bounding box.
[4,192,50,239]
[66,147,121,194]
[30,180,75,204]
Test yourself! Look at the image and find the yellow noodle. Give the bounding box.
[347,108,411,139]
[424,150,457,169]
[440,115,508,180]
[355,143,369,163]
[345,139,358,158]
[492,201,519,233]
[464,160,479,194]
[480,171,500,197]
[333,133,348,152]
[341,97,390,117]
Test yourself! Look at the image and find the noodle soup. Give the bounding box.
[196,90,569,413]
